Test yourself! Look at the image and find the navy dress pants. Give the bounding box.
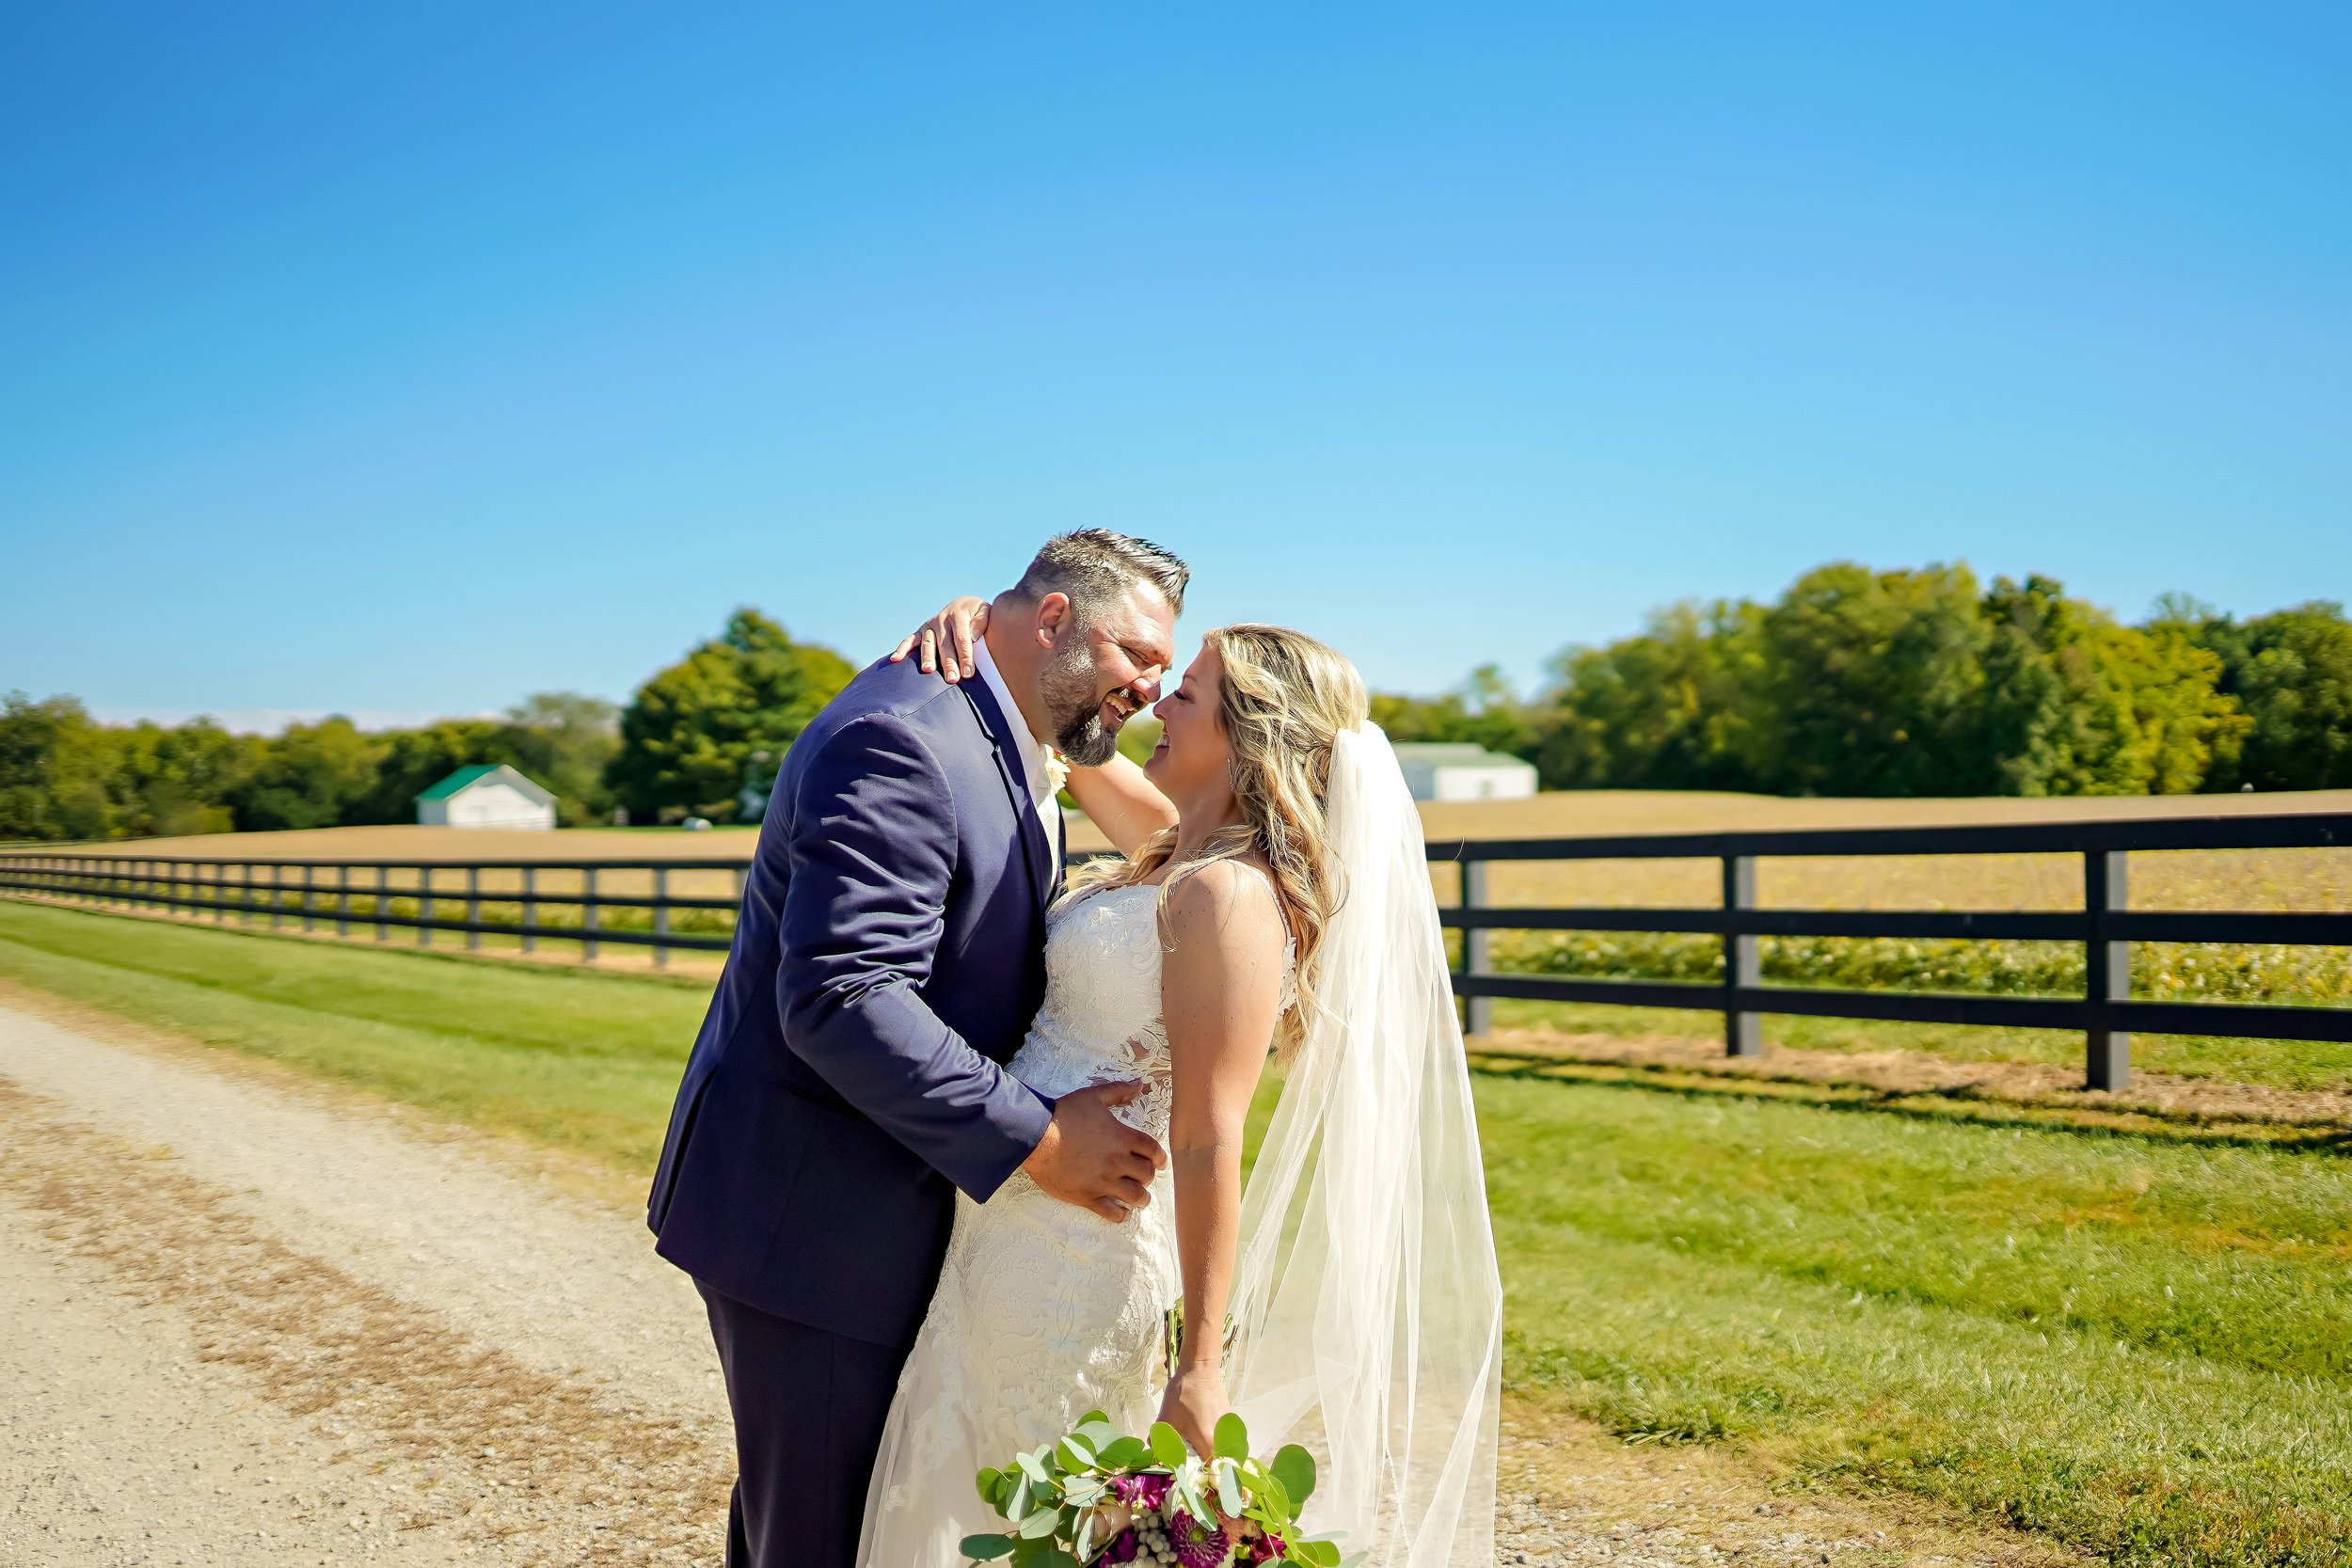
[698,1280,908,1568]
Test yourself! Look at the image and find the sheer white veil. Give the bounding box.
[1226,722,1503,1567]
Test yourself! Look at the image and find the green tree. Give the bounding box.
[1370,664,1537,760]
[1978,577,2240,796]
[226,716,386,832]
[1529,601,1767,790]
[0,692,121,841]
[608,610,855,822]
[109,718,262,837]
[500,691,620,826]
[1755,562,1994,797]
[2190,602,2352,791]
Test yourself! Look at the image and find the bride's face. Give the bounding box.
[1143,645,1232,796]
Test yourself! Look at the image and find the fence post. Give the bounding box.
[653,866,671,970]
[582,866,600,964]
[1459,859,1493,1037]
[376,865,390,942]
[240,863,254,926]
[1723,855,1763,1057]
[300,864,314,932]
[420,866,433,947]
[337,864,350,938]
[522,866,537,954]
[269,863,283,929]
[467,865,482,951]
[2085,849,2130,1091]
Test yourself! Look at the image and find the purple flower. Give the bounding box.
[1237,1528,1286,1566]
[1102,1528,1142,1563]
[1112,1473,1174,1514]
[1169,1510,1231,1568]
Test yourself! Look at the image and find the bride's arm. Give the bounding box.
[1062,752,1178,859]
[1154,861,1288,1458]
[888,594,1179,858]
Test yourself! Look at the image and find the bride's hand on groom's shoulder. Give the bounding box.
[1156,1363,1232,1473]
[887,595,991,681]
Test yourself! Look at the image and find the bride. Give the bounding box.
[858,610,1502,1568]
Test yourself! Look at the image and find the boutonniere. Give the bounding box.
[1043,748,1072,796]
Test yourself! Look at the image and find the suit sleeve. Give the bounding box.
[775,712,1052,1201]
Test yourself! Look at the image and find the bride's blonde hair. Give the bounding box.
[1073,624,1369,1056]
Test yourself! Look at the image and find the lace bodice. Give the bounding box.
[1008,882,1174,1136]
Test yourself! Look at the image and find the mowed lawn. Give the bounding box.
[5,899,2351,1566]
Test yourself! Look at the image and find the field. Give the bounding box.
[3,895,2350,1566]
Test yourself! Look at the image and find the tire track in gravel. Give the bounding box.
[0,1076,730,1566]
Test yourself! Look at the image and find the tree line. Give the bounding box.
[0,610,851,842]
[5,565,2346,844]
[1376,563,2349,796]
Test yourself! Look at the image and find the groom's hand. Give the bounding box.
[1021,1082,1168,1223]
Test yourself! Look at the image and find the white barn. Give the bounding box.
[415,764,558,831]
[1391,743,1539,803]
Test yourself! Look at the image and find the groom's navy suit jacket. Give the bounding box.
[647,655,1058,1351]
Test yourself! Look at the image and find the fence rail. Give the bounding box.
[0,855,749,967]
[4,809,2350,1088]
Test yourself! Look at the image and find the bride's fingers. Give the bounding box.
[921,627,940,674]
[951,610,978,675]
[888,633,916,663]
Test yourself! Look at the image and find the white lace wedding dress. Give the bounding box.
[855,879,1207,1568]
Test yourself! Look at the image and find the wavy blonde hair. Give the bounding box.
[1074,624,1369,1056]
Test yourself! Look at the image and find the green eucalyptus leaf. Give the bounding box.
[1097,1435,1152,1469]
[977,1467,1005,1506]
[1213,1412,1249,1462]
[1271,1445,1317,1510]
[1075,1418,1119,1451]
[1252,1470,1292,1521]
[1057,1433,1097,1472]
[960,1532,1017,1561]
[1214,1457,1243,1517]
[1006,1474,1031,1522]
[1148,1422,1188,1467]
[1289,1541,1341,1568]
[1016,1450,1052,1485]
[1018,1505,1061,1540]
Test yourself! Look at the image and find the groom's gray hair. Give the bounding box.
[1012,529,1190,621]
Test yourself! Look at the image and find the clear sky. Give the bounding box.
[3,3,2345,731]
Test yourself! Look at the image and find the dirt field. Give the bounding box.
[0,994,2079,1568]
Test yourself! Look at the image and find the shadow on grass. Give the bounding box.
[1468,1051,2352,1156]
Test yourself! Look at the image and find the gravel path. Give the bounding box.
[0,1001,2073,1567]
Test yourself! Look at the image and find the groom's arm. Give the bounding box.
[774,711,1053,1202]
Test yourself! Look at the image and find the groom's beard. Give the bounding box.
[1039,638,1122,768]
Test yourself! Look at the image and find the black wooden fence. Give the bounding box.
[3,809,2348,1090]
[0,855,749,969]
[1433,811,2352,1091]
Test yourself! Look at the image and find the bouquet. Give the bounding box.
[961,1410,1353,1568]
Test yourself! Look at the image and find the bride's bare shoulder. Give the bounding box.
[1158,857,1286,963]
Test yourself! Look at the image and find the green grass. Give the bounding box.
[5,899,2352,1564]
[0,899,705,1171]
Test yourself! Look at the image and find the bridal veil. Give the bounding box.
[1225,723,1503,1568]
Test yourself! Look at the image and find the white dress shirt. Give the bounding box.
[970,637,1063,887]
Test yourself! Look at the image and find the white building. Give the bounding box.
[415,764,559,831]
[1391,743,1539,803]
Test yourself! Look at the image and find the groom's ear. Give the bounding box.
[1033,592,1075,648]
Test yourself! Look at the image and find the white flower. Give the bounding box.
[1044,749,1072,795]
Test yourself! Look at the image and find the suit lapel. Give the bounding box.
[961,677,1054,918]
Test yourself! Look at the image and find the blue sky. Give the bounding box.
[3,3,2345,730]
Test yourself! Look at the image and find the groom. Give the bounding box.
[647,530,1190,1568]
